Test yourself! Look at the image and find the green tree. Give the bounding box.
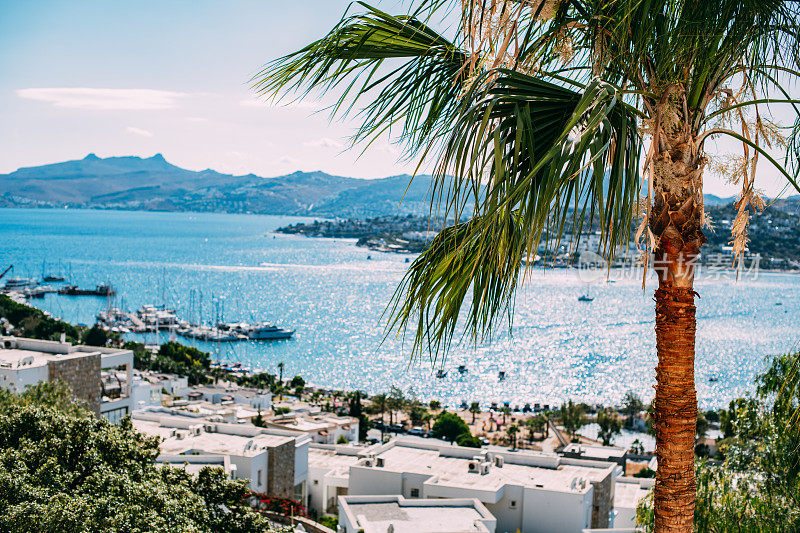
[622,391,645,429]
[386,386,406,426]
[0,384,285,533]
[456,433,482,448]
[597,408,622,446]
[468,402,481,424]
[257,2,800,528]
[348,390,370,441]
[507,424,520,450]
[0,294,80,342]
[84,325,110,347]
[431,411,471,443]
[526,414,547,443]
[560,400,585,441]
[407,401,430,428]
[429,400,441,412]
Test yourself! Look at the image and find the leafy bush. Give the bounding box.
[431,411,471,443]
[0,383,286,532]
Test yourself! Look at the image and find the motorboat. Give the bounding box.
[246,322,295,340]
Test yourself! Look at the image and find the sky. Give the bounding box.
[0,0,797,196]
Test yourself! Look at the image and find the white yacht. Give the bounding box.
[246,322,294,340]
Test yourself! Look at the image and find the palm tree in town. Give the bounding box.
[469,401,481,424]
[500,406,511,426]
[371,392,389,425]
[507,424,520,450]
[255,1,800,530]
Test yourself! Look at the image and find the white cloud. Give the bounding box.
[303,137,343,149]
[17,88,189,110]
[125,126,153,137]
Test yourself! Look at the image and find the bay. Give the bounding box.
[2,207,798,409]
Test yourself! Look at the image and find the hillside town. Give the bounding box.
[0,325,663,533]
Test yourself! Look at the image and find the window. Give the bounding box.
[313,480,319,485]
[410,489,420,498]
[509,500,517,509]
[257,469,262,486]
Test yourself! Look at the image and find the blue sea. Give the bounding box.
[2,208,798,409]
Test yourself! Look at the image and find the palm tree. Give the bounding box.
[386,386,406,426]
[507,424,520,450]
[500,406,511,426]
[371,393,389,424]
[255,2,800,530]
[469,401,481,424]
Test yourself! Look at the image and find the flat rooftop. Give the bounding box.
[0,337,131,369]
[614,480,651,510]
[0,348,92,369]
[562,443,627,459]
[372,444,604,493]
[309,448,360,477]
[133,418,295,457]
[348,502,486,533]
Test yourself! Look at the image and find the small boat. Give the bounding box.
[3,277,37,291]
[246,322,294,340]
[498,371,506,381]
[436,369,447,379]
[457,365,468,374]
[578,294,594,302]
[43,275,66,282]
[58,283,116,297]
[709,376,718,382]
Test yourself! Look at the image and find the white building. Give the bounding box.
[338,495,497,533]
[165,399,262,424]
[310,438,620,533]
[309,445,362,515]
[132,410,310,503]
[265,414,359,444]
[139,371,189,398]
[0,336,133,422]
[612,477,652,528]
[189,384,272,410]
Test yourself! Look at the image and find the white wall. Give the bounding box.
[520,485,593,533]
[0,365,48,394]
[348,465,404,496]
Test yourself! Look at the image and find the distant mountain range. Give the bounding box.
[0,153,437,218]
[1,153,797,218]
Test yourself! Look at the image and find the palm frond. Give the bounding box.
[388,73,641,360]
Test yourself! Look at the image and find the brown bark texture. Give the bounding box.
[648,131,704,532]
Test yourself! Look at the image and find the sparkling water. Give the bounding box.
[2,207,797,409]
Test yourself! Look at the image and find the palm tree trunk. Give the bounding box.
[653,285,697,532]
[649,136,705,532]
